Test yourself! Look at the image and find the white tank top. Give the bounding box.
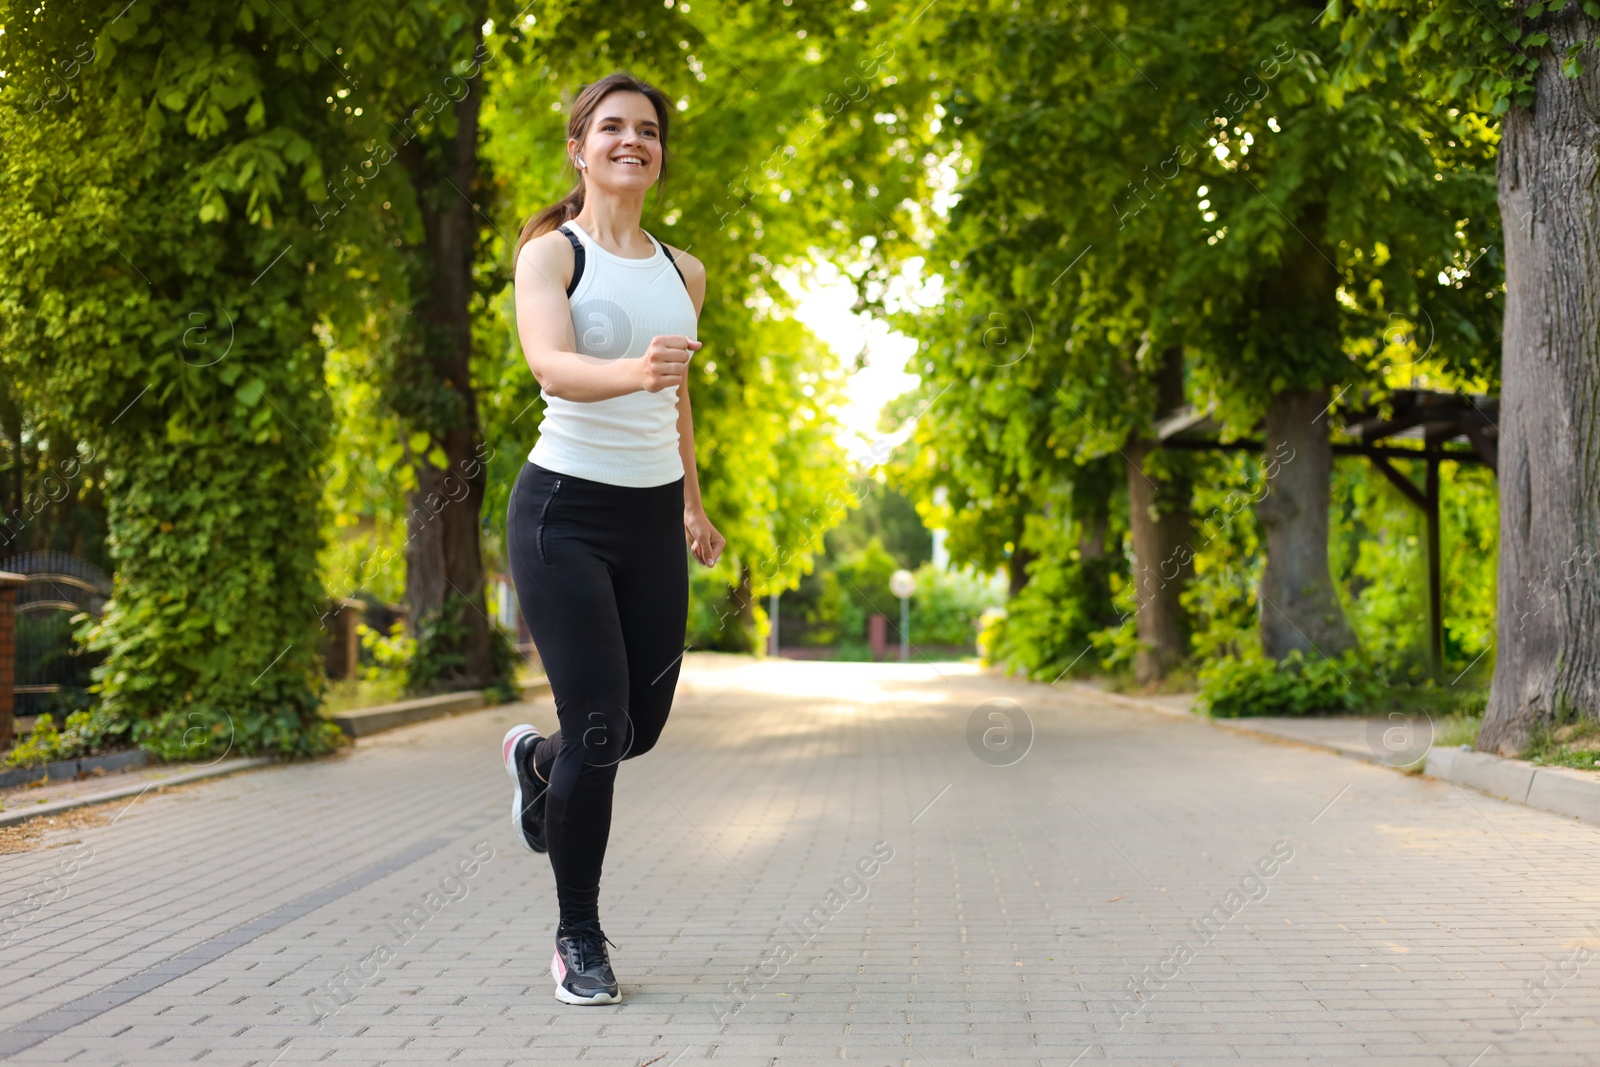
[527,219,697,487]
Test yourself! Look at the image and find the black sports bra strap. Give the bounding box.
[655,235,688,291]
[557,223,584,297]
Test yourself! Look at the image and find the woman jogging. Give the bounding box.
[501,72,724,1006]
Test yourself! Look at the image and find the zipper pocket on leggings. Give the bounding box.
[536,478,562,564]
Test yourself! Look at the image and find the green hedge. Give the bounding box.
[0,6,354,760]
[1196,648,1376,717]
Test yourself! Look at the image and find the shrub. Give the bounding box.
[1196,647,1376,717]
[405,601,470,696]
[985,554,1122,677]
[3,706,132,770]
[359,619,417,679]
[484,620,522,703]
[974,606,1004,659]
[5,715,64,770]
[685,569,768,653]
[801,537,898,658]
[908,564,1005,647]
[352,593,517,701]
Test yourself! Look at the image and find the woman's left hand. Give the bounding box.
[684,507,726,567]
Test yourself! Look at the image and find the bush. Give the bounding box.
[1196,647,1377,717]
[976,606,1008,662]
[6,715,66,770]
[405,601,470,696]
[799,569,844,646]
[359,619,417,679]
[135,700,343,762]
[803,537,898,658]
[484,620,522,703]
[685,569,768,653]
[985,555,1122,678]
[3,706,131,770]
[908,563,1005,647]
[353,592,519,702]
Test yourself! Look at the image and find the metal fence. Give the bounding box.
[0,551,110,719]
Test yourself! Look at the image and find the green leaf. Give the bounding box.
[107,14,139,42]
[235,378,266,408]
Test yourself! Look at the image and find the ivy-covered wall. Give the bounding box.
[0,2,351,758]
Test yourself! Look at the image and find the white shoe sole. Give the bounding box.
[552,950,621,1005]
[502,724,541,855]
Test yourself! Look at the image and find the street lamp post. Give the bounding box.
[769,590,779,657]
[890,569,915,663]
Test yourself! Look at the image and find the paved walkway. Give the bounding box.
[2,655,1597,1065]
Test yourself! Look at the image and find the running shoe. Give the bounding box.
[551,920,621,1005]
[502,723,548,854]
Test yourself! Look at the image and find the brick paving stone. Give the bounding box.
[3,656,1600,1065]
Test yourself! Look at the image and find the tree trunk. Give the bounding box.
[1257,386,1357,661]
[395,25,496,690]
[1479,9,1600,754]
[1007,541,1034,598]
[1073,455,1124,632]
[1126,347,1193,683]
[717,564,759,652]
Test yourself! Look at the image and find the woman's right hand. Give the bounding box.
[638,335,701,393]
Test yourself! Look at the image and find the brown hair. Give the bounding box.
[512,72,674,269]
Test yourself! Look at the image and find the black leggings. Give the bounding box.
[506,461,689,928]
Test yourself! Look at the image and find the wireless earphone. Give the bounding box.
[576,155,587,169]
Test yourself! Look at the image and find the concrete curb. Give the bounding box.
[1062,684,1384,759]
[0,681,556,830]
[327,680,552,739]
[0,749,150,791]
[1065,682,1600,827]
[1524,764,1600,823]
[1422,747,1537,803]
[0,757,275,829]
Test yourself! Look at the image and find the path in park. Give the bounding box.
[2,655,1598,1066]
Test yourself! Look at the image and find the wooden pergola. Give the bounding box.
[1155,389,1500,682]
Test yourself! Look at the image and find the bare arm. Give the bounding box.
[676,381,706,513]
[675,246,708,511]
[669,245,725,567]
[513,233,693,402]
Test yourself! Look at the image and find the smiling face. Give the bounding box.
[572,90,663,188]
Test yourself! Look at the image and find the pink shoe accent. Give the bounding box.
[503,725,535,765]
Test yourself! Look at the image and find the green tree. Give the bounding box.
[884,1,1223,681]
[823,478,932,570]
[304,1,541,693]
[477,1,934,649]
[0,0,355,756]
[1332,0,1600,753]
[890,0,1501,686]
